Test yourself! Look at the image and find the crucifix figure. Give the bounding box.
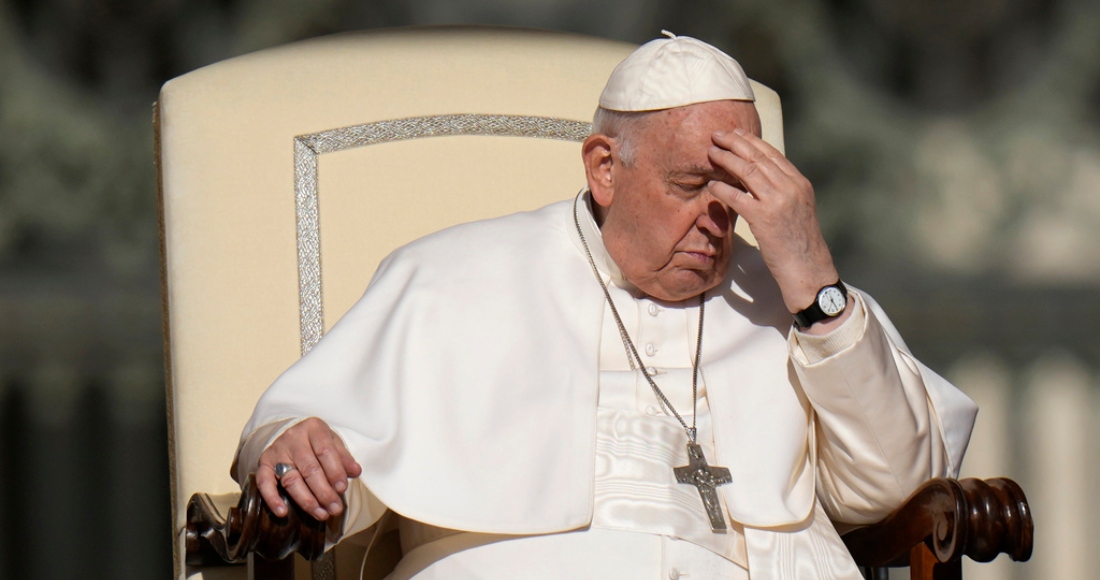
[674,442,733,532]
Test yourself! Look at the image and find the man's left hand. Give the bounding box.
[707,128,850,330]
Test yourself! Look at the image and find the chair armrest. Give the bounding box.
[184,473,331,566]
[842,477,1033,568]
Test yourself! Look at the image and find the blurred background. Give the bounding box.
[0,0,1096,578]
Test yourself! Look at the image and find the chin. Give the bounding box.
[648,271,725,302]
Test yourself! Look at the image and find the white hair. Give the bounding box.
[591,107,654,166]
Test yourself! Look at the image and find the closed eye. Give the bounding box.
[668,166,720,197]
[669,179,709,197]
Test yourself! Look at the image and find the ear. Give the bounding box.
[582,134,615,208]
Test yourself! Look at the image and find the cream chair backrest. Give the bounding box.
[158,25,784,579]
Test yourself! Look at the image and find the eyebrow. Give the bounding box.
[667,166,716,179]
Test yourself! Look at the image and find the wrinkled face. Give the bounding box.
[587,100,761,301]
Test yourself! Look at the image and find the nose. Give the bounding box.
[696,200,731,237]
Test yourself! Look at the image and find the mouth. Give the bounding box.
[679,250,716,265]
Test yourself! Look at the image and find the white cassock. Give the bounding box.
[236,191,978,579]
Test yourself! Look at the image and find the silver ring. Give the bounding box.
[274,463,296,479]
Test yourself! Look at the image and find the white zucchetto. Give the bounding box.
[599,31,755,112]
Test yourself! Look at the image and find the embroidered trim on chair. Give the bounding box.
[293,114,592,354]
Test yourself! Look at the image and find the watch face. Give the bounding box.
[818,286,847,316]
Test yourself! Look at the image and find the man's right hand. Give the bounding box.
[256,417,363,520]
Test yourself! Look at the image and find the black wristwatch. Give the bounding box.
[792,281,848,329]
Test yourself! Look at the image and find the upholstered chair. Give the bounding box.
[158,26,1031,580]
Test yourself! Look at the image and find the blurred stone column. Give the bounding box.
[23,360,106,579]
[1023,352,1098,579]
[952,351,1018,580]
[105,359,170,579]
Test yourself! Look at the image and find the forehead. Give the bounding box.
[638,101,760,166]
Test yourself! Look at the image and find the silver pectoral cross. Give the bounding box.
[674,442,732,532]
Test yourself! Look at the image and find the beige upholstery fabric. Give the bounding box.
[158,26,783,579]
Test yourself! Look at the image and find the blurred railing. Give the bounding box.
[0,372,171,578]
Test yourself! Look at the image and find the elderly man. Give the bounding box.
[234,32,976,579]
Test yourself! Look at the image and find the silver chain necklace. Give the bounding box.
[572,194,733,532]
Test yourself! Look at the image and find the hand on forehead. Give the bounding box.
[638,100,761,178]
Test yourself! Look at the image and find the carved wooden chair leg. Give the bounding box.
[910,543,962,580]
[248,552,295,580]
[860,565,890,580]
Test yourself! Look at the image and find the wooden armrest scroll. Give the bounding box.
[842,477,1033,567]
[184,473,328,566]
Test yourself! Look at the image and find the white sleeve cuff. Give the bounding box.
[789,291,867,365]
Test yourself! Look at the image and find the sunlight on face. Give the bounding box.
[596,100,761,301]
